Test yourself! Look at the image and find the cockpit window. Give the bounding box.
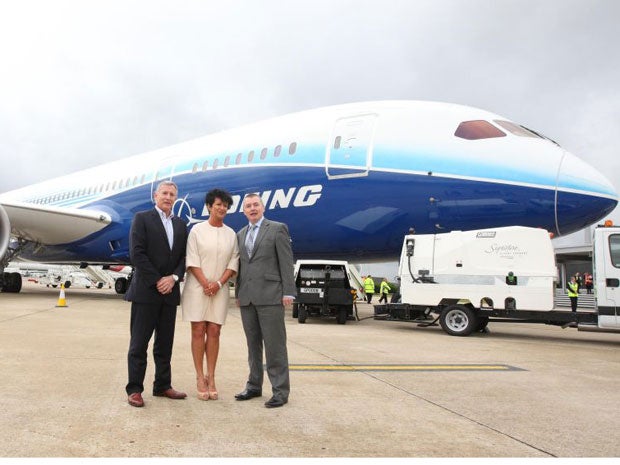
[494,120,541,138]
[454,120,506,140]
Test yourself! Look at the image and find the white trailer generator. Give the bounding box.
[375,225,620,336]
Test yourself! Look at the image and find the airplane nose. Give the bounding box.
[555,150,618,235]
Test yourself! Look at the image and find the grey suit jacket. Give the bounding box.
[235,218,296,306]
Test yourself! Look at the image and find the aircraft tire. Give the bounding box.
[439,304,477,336]
[12,273,22,293]
[1,272,22,293]
[115,277,128,294]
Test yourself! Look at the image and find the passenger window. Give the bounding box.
[202,161,209,172]
[236,153,242,164]
[334,136,341,149]
[213,158,219,169]
[192,163,199,173]
[289,142,297,155]
[224,155,230,167]
[248,150,255,162]
[260,148,268,160]
[454,120,506,140]
[274,145,281,157]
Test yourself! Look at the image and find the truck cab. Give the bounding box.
[592,224,620,329]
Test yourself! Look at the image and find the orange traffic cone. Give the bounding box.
[56,283,68,307]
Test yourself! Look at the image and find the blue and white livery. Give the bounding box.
[0,101,617,292]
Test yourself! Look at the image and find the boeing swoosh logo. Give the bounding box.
[172,195,203,227]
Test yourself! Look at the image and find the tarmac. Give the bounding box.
[1,281,619,458]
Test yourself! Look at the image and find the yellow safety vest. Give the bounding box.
[364,278,375,293]
[567,282,579,297]
[380,281,391,294]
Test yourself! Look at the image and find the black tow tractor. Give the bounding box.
[292,262,357,324]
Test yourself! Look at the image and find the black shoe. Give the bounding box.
[264,397,288,408]
[235,389,262,401]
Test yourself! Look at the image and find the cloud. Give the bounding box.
[0,0,619,195]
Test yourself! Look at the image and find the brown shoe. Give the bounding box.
[128,392,144,407]
[153,387,187,399]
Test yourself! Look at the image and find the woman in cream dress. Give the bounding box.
[181,189,239,400]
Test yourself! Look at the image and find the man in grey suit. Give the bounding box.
[235,193,296,408]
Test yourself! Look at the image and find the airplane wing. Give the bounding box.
[0,200,112,245]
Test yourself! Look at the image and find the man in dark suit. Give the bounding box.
[235,193,296,408]
[125,180,188,408]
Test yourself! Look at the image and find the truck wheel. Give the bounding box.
[298,305,307,324]
[292,303,299,319]
[439,305,477,336]
[336,306,347,324]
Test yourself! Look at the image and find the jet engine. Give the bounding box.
[0,204,10,263]
[0,204,22,292]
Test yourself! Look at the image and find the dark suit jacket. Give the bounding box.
[236,218,296,306]
[125,208,187,305]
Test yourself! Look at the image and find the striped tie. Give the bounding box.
[246,224,257,257]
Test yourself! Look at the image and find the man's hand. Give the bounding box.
[156,275,176,295]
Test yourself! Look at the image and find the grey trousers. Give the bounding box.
[240,303,290,401]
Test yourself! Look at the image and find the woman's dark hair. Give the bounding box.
[205,188,233,209]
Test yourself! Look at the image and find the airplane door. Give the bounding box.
[326,113,377,179]
[150,157,177,201]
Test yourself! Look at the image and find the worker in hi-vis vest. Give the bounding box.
[378,278,391,304]
[567,275,579,312]
[363,275,375,304]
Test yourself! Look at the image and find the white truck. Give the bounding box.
[375,224,620,336]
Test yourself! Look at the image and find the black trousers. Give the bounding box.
[126,300,177,395]
[379,292,388,304]
[366,293,374,304]
[569,296,578,312]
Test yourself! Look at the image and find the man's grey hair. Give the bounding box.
[243,193,264,205]
[156,180,178,192]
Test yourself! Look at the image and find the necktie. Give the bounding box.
[246,224,257,256]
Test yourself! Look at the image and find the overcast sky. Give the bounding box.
[1,0,619,275]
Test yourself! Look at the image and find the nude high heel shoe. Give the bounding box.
[197,376,209,401]
[206,375,218,400]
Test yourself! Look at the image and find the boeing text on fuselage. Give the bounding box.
[183,184,324,223]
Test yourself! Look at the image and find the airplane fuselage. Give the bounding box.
[1,101,617,265]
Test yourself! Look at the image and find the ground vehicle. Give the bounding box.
[375,225,620,336]
[292,260,363,324]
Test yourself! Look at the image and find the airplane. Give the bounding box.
[1,100,617,294]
